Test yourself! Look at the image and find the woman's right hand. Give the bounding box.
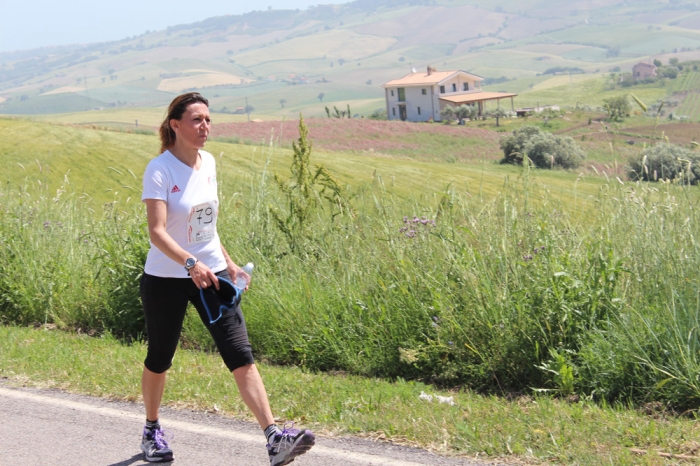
[190,261,219,290]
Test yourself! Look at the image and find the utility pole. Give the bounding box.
[245,97,250,122]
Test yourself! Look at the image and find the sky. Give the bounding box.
[0,0,351,53]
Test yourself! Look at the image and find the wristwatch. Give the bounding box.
[184,257,198,271]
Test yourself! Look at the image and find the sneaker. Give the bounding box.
[267,422,315,466]
[141,425,174,463]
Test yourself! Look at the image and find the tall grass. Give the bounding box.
[1,147,699,411]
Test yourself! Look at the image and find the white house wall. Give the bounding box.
[386,86,440,122]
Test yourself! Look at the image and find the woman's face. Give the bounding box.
[170,102,211,150]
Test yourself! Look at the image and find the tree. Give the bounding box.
[280,99,287,108]
[244,104,255,113]
[440,106,455,122]
[539,108,560,127]
[500,125,585,169]
[669,57,679,66]
[659,67,678,79]
[487,106,508,127]
[603,95,631,121]
[500,125,542,165]
[525,133,585,169]
[318,93,325,102]
[653,59,662,67]
[628,144,700,184]
[440,104,477,124]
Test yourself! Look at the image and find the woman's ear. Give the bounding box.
[169,119,179,133]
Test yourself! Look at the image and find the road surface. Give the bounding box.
[0,380,488,466]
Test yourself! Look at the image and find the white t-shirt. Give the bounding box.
[141,150,227,278]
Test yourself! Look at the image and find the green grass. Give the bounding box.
[3,108,700,463]
[2,325,699,465]
[0,117,610,206]
[511,74,668,108]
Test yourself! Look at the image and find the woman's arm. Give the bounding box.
[145,198,219,289]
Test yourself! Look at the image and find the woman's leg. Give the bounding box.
[193,272,315,464]
[140,273,191,421]
[233,364,275,429]
[142,367,167,422]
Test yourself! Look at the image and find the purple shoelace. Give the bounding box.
[144,427,173,449]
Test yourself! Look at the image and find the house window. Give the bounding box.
[439,85,445,94]
[422,88,427,95]
[452,83,457,92]
[398,88,406,102]
[418,107,421,115]
[463,82,469,91]
[392,108,396,116]
[391,90,394,96]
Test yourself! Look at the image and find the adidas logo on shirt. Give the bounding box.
[171,185,181,193]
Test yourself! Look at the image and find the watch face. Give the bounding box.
[186,258,196,269]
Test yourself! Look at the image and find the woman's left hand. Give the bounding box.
[227,262,249,291]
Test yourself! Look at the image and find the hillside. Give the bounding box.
[2,0,700,118]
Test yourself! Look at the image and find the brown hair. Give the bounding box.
[159,92,209,153]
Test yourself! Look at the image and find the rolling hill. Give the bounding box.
[2,0,700,119]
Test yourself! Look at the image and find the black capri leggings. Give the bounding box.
[140,270,255,373]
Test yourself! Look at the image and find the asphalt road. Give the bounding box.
[0,381,487,466]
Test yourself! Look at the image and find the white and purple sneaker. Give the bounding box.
[267,422,315,466]
[141,425,174,463]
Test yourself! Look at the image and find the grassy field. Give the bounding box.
[2,116,700,464]
[1,117,616,206]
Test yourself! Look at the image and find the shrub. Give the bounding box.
[500,126,585,169]
[526,133,586,169]
[603,95,631,121]
[500,125,542,165]
[628,144,700,184]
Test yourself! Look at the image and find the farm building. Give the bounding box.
[382,66,517,122]
[633,62,657,79]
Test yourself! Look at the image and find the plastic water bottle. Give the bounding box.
[234,262,254,290]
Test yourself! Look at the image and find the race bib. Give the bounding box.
[187,200,218,244]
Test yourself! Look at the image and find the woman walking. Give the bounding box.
[138,92,314,465]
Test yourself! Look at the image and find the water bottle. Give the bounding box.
[234,262,254,290]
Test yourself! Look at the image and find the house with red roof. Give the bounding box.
[382,66,517,122]
[632,62,657,79]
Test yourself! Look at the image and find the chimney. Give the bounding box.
[427,66,432,75]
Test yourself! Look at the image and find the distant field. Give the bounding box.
[211,117,502,162]
[157,73,253,92]
[25,108,254,128]
[675,91,700,121]
[513,75,668,108]
[234,29,397,67]
[4,1,700,119]
[42,86,85,96]
[673,70,700,92]
[546,23,700,54]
